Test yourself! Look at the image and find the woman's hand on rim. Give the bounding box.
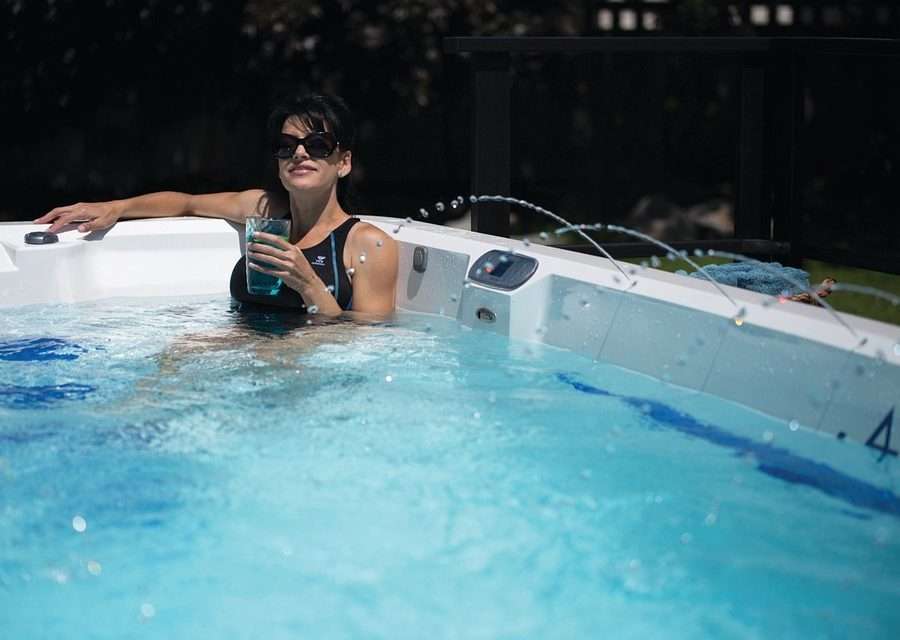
[33,201,122,234]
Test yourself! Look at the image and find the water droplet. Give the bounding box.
[666,252,677,261]
[87,560,102,576]
[72,515,87,533]
[580,298,590,309]
[650,256,661,268]
[346,267,355,276]
[788,419,800,431]
[450,200,459,210]
[469,195,478,203]
[385,375,393,383]
[419,208,429,219]
[140,603,156,619]
[435,202,445,212]
[640,260,649,269]
[762,430,774,442]
[680,532,693,544]
[307,305,319,314]
[693,249,704,257]
[484,261,494,273]
[472,411,480,419]
[358,253,366,263]
[535,325,547,335]
[704,513,717,526]
[326,284,335,293]
[405,217,413,224]
[50,568,69,584]
[392,225,402,234]
[539,231,549,241]
[522,238,531,247]
[449,294,458,302]
[376,239,383,247]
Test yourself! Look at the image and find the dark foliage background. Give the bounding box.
[1,1,898,270]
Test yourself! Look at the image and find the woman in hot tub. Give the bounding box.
[35,93,398,317]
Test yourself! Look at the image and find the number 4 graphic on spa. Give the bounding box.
[866,408,897,461]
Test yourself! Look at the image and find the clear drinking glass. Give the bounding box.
[245,217,291,296]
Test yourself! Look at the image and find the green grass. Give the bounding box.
[622,256,900,326]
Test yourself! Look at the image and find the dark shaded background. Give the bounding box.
[2,1,898,271]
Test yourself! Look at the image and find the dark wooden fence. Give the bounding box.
[444,36,900,273]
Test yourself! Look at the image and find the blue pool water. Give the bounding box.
[1,296,898,638]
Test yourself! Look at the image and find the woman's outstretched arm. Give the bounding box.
[33,189,267,233]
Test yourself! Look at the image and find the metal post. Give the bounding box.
[735,57,768,241]
[470,52,511,237]
[768,47,803,266]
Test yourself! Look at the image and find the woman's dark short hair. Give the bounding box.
[267,93,356,154]
[262,93,358,214]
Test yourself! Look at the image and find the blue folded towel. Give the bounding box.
[689,262,810,296]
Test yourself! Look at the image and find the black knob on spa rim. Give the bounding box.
[24,231,59,245]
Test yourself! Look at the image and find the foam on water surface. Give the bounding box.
[1,296,898,639]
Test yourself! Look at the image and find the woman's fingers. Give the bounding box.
[247,262,289,278]
[247,250,291,270]
[251,231,292,249]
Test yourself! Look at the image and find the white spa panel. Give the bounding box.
[599,292,730,391]
[703,323,853,430]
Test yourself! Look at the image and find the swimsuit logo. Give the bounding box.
[311,255,327,267]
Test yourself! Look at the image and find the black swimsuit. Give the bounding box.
[230,217,360,311]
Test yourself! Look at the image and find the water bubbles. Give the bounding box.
[788,419,800,431]
[392,225,402,234]
[50,568,69,584]
[346,267,356,277]
[449,294,458,303]
[376,239,383,247]
[762,430,774,443]
[535,325,547,335]
[419,208,429,219]
[483,261,495,273]
[539,231,549,241]
[732,308,747,326]
[680,532,693,545]
[640,260,649,269]
[307,305,319,315]
[693,248,704,257]
[666,252,677,261]
[650,256,661,268]
[405,217,413,224]
[86,560,102,576]
[450,199,460,210]
[704,513,718,526]
[522,238,531,247]
[140,603,156,619]
[472,411,481,419]
[580,297,591,309]
[435,202,445,213]
[469,195,478,204]
[358,253,367,264]
[384,375,393,383]
[326,284,335,293]
[72,515,87,533]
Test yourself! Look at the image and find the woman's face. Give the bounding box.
[277,115,351,195]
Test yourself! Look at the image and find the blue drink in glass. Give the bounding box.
[245,217,292,295]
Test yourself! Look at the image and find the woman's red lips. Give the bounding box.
[289,163,317,172]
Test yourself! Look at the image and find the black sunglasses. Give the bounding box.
[272,132,339,160]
